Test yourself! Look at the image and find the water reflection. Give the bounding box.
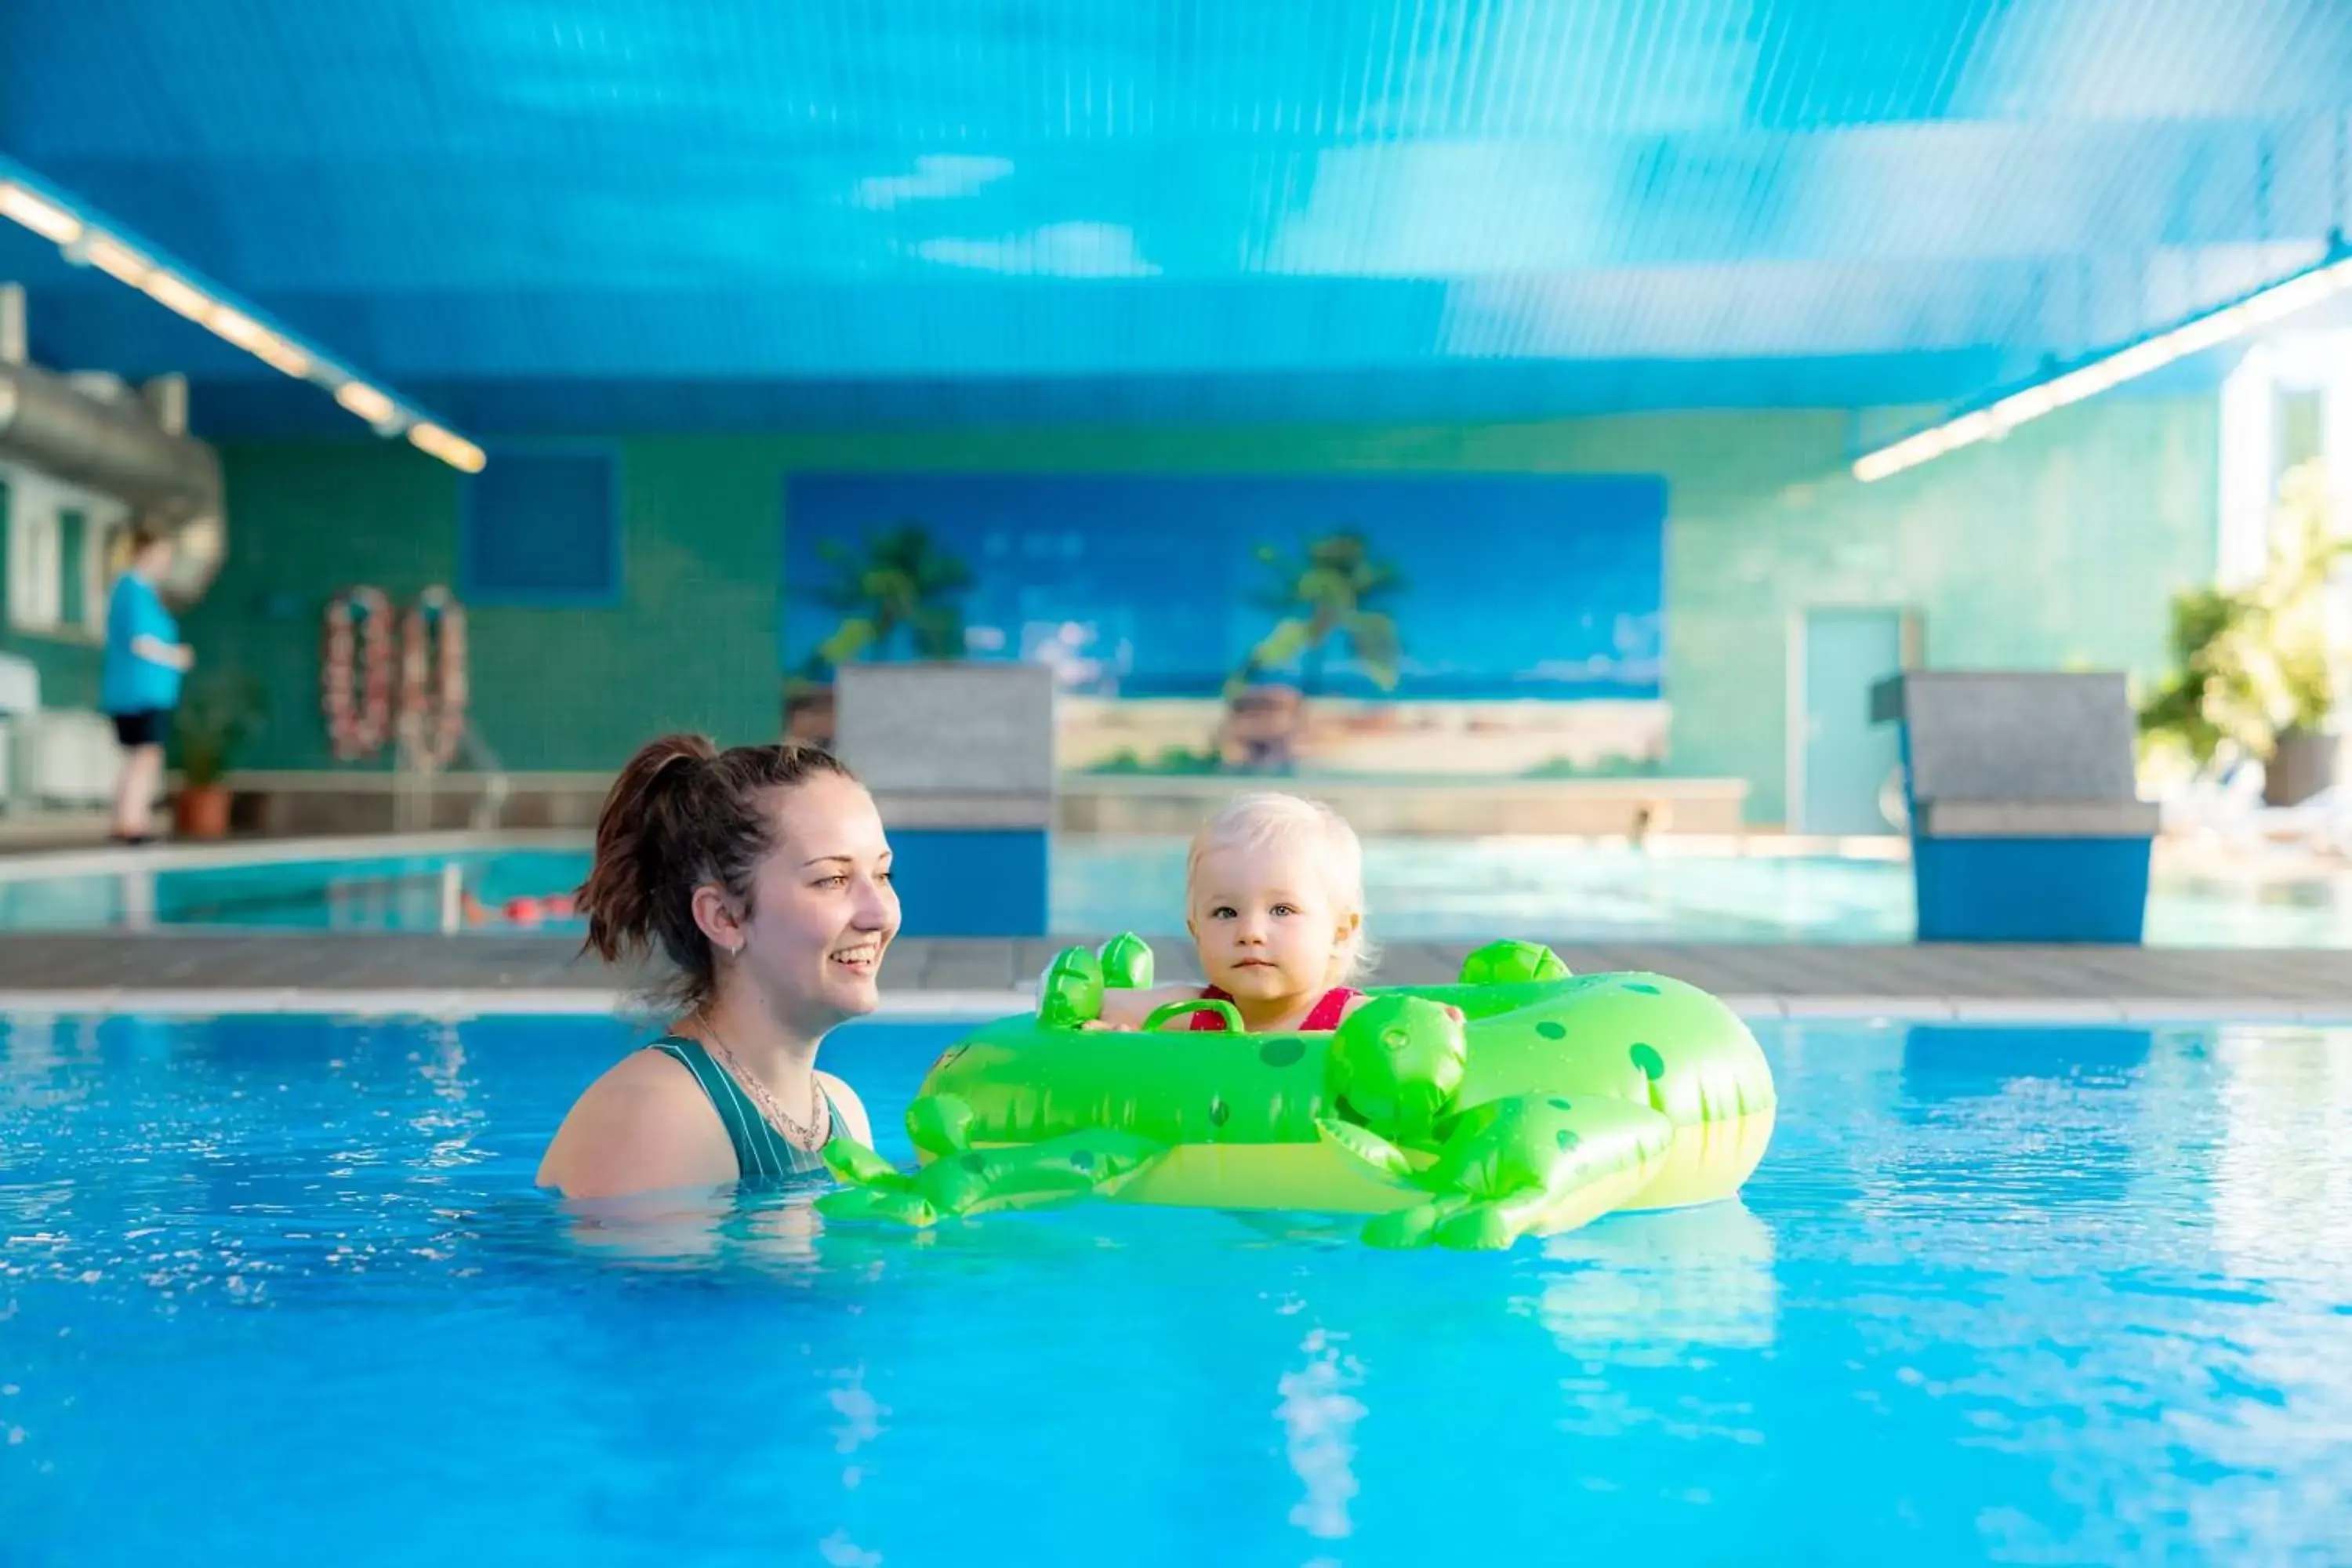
[1530,1200,1777,1363]
[553,1182,839,1272]
[820,1363,888,1566]
[1276,1326,1366,1543]
[2197,1026,2352,1543]
[2207,1026,2352,1286]
[1878,1025,2157,1215]
[119,867,155,931]
[0,1014,72,1098]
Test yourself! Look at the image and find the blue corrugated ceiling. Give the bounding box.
[3,0,2351,434]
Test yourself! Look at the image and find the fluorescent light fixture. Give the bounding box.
[207,306,309,376]
[140,270,213,322]
[205,304,269,352]
[249,334,311,379]
[335,381,398,426]
[0,180,82,244]
[1855,248,2352,484]
[0,158,486,470]
[408,422,486,474]
[83,235,153,287]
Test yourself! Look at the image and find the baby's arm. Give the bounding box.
[1091,984,1205,1032]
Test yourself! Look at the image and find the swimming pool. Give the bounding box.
[5,1011,2347,1563]
[7,836,2352,946]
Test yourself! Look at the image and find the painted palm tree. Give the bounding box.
[1226,529,1406,698]
[797,522,976,679]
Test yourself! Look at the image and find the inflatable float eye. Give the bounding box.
[1036,946,1106,1027]
[1458,939,1571,986]
[1326,996,1467,1142]
[1097,932,1156,989]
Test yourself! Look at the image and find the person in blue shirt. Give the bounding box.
[100,526,194,844]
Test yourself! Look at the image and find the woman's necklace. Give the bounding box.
[698,1018,829,1149]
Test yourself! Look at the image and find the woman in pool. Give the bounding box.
[538,735,892,1200]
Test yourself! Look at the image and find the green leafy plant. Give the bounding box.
[1226,530,1406,698]
[796,522,975,681]
[172,670,266,787]
[2139,462,2347,772]
[1083,745,1224,775]
[1522,755,1664,779]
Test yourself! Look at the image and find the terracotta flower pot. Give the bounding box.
[174,783,234,840]
[2263,728,2339,808]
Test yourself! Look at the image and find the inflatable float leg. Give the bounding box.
[815,1184,942,1228]
[1326,1092,1677,1251]
[816,1135,942,1226]
[906,1093,978,1156]
[912,1128,1171,1219]
[817,1127,1173,1229]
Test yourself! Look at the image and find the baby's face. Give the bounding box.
[1187,843,1356,1005]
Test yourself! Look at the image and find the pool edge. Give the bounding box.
[0,988,2343,1025]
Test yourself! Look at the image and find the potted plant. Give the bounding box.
[2138,463,2346,805]
[170,670,264,840]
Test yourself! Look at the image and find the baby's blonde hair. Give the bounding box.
[1186,790,1374,985]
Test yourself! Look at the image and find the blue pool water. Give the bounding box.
[5,838,2352,946]
[5,1013,2350,1564]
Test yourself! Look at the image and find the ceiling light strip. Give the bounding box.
[1854,245,2352,485]
[0,162,483,472]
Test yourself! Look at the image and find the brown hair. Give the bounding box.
[129,524,171,555]
[575,734,857,1009]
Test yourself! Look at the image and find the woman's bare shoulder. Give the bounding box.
[537,1048,734,1198]
[815,1070,873,1145]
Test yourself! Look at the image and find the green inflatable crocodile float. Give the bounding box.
[816,935,1776,1250]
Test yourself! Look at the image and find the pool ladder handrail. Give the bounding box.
[392,720,512,835]
[461,722,512,833]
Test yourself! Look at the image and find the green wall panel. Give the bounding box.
[186,397,2216,823]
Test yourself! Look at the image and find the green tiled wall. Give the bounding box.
[0,631,101,708]
[187,396,2216,824]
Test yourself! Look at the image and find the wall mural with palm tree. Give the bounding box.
[783,521,978,744]
[782,473,1666,775]
[1230,531,1406,696]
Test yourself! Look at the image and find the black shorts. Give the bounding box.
[111,710,170,750]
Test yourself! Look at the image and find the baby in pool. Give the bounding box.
[1092,790,1377,1033]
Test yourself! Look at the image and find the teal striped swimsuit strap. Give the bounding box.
[645,1035,839,1184]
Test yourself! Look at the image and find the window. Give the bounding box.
[5,496,60,629]
[1,468,118,637]
[2281,388,2325,471]
[460,450,621,604]
[57,509,85,627]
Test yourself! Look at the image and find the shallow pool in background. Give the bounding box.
[0,848,587,934]
[5,1011,2350,1564]
[6,837,2352,946]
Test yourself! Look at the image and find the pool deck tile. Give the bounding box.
[3,932,2352,1020]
